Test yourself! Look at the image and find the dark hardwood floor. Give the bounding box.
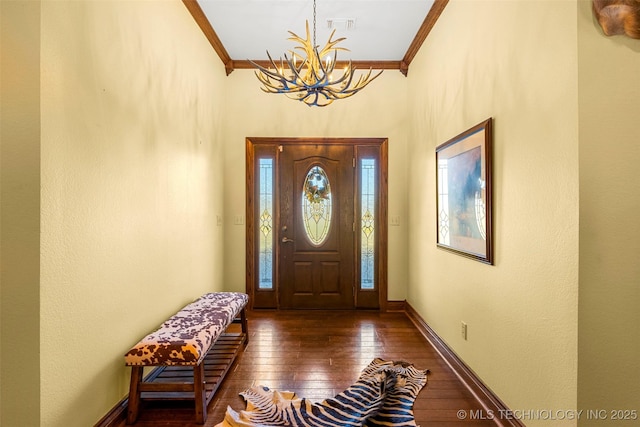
[115,310,498,426]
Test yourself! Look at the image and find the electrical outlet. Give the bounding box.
[461,321,468,340]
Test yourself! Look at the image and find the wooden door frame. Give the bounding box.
[246,137,388,311]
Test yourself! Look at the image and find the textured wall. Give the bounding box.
[1,1,42,425]
[577,0,640,424]
[221,69,411,301]
[39,0,227,425]
[6,0,637,425]
[406,1,580,425]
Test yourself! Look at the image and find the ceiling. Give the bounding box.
[183,0,448,76]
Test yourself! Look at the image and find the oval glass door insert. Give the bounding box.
[302,165,332,246]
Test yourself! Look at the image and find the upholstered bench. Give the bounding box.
[125,292,249,424]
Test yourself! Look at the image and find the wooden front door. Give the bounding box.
[279,144,355,309]
[247,137,388,311]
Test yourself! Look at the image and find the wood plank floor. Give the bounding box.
[116,310,498,426]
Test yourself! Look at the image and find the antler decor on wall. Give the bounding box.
[593,0,640,39]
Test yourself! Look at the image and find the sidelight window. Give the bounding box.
[258,158,274,289]
[360,158,376,290]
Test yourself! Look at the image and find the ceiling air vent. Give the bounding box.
[326,18,356,31]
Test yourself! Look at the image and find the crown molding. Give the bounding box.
[183,0,449,76]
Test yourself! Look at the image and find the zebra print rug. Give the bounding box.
[215,358,429,427]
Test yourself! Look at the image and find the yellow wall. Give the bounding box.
[1,0,413,424]
[405,1,580,425]
[1,1,42,425]
[28,0,226,425]
[221,70,411,300]
[577,0,640,424]
[2,0,639,425]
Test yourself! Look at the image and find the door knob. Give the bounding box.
[281,237,294,243]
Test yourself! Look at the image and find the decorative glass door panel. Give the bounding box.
[301,166,332,246]
[247,138,387,310]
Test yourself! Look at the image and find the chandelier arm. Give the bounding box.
[315,62,330,86]
[331,69,384,98]
[268,78,310,93]
[255,74,284,93]
[255,69,300,94]
[254,71,273,86]
[295,90,313,105]
[351,69,384,90]
[255,67,281,83]
[248,60,274,78]
[341,66,367,92]
[302,90,334,107]
[264,51,304,91]
[316,74,362,99]
[248,54,288,83]
[317,30,348,57]
[288,21,314,58]
[267,51,292,82]
[287,32,307,46]
[309,49,338,87]
[307,92,320,106]
[288,51,307,76]
[317,94,335,107]
[305,54,326,87]
[283,53,309,88]
[326,61,357,94]
[257,74,288,94]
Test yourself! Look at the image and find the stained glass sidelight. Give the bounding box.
[302,166,332,246]
[475,180,487,240]
[360,159,376,290]
[437,158,450,245]
[258,158,274,289]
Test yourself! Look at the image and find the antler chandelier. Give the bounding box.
[249,0,383,107]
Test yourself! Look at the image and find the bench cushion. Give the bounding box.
[124,292,248,366]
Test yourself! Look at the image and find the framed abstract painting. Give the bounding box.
[436,118,493,264]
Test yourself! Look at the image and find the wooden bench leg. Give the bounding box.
[193,363,206,424]
[127,366,143,424]
[241,307,249,346]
